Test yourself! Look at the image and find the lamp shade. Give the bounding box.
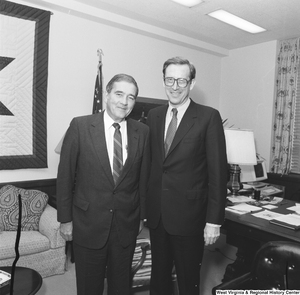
[171,0,203,7]
[225,129,257,165]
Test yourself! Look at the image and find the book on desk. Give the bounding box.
[0,269,11,294]
[270,213,300,231]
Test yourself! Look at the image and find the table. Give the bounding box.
[0,267,42,295]
[222,199,300,282]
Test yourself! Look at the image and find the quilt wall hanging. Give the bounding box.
[0,0,51,170]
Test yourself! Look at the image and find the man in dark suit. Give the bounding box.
[56,74,150,295]
[146,57,228,295]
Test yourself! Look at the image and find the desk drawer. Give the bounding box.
[223,219,293,246]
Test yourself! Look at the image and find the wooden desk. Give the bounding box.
[0,266,42,295]
[222,199,300,282]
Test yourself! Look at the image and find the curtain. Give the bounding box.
[0,1,51,169]
[271,37,300,174]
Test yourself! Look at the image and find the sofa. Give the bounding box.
[0,180,66,278]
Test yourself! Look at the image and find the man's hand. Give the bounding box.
[204,224,220,246]
[60,221,73,241]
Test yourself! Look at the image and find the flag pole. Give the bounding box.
[96,48,103,87]
[93,49,104,114]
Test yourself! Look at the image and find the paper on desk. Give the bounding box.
[269,197,283,204]
[252,210,283,220]
[271,213,300,226]
[259,197,283,205]
[227,195,252,203]
[262,204,278,210]
[287,205,300,213]
[227,203,262,213]
[225,207,247,215]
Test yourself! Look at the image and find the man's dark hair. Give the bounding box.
[106,73,139,97]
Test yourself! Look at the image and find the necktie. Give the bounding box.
[165,108,178,155]
[113,123,123,184]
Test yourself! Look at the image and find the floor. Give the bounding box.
[36,233,236,295]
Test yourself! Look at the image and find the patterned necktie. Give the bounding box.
[165,108,178,155]
[112,123,123,184]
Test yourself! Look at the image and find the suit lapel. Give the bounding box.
[165,101,196,159]
[90,113,115,186]
[116,119,139,186]
[156,105,168,162]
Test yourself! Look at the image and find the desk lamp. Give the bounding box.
[225,129,257,196]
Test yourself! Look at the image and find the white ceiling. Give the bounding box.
[73,0,300,50]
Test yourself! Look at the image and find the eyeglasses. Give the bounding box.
[164,77,190,88]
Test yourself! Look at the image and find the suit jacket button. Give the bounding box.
[109,209,113,213]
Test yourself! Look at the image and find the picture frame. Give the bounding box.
[128,96,167,122]
[0,1,51,170]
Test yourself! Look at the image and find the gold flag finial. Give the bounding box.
[97,49,104,62]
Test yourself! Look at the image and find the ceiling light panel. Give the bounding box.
[171,0,204,8]
[208,9,266,33]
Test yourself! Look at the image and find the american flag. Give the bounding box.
[92,49,103,114]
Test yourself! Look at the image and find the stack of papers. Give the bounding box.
[226,203,263,214]
[260,186,283,196]
[227,195,252,203]
[252,210,283,220]
[270,214,300,230]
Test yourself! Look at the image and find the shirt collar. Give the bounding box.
[167,97,191,116]
[104,110,126,130]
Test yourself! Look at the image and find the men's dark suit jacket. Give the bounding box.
[146,100,228,236]
[56,112,150,249]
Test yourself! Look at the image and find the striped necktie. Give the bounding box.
[112,123,123,184]
[164,108,178,155]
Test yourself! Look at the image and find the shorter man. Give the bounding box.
[57,74,150,295]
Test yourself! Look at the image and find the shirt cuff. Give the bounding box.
[206,223,221,227]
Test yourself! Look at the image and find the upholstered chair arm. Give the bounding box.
[39,205,65,249]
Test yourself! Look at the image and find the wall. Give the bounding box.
[220,41,278,169]
[0,0,223,182]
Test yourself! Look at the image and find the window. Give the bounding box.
[271,38,300,175]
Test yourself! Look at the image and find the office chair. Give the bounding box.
[212,241,300,293]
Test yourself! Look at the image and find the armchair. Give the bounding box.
[0,185,66,278]
[212,241,300,292]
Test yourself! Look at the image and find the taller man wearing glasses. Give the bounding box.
[146,57,228,295]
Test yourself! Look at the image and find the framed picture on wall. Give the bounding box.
[128,97,167,123]
[0,1,51,170]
